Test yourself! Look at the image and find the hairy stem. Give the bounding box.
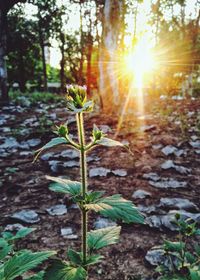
[77,112,88,265]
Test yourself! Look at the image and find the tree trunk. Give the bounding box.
[0,9,9,105]
[39,27,48,92]
[60,32,65,94]
[79,0,84,85]
[98,0,123,112]
[86,35,93,97]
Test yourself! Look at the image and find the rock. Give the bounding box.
[132,190,152,199]
[63,161,79,168]
[146,210,200,231]
[161,145,184,157]
[161,145,177,156]
[4,223,27,232]
[27,138,41,147]
[191,135,199,141]
[143,173,160,182]
[195,150,200,155]
[112,169,127,177]
[19,151,33,157]
[41,152,55,161]
[99,125,112,133]
[159,198,198,212]
[46,204,67,216]
[87,155,101,163]
[145,247,166,266]
[94,217,117,229]
[49,160,62,173]
[161,160,191,174]
[140,125,157,132]
[189,140,200,149]
[11,210,40,224]
[149,178,187,189]
[61,228,78,239]
[89,167,111,178]
[60,149,79,159]
[138,205,156,214]
[161,160,175,170]
[152,144,163,150]
[1,137,19,149]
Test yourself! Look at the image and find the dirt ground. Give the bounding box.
[0,96,200,279]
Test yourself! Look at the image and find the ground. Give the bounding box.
[0,94,200,279]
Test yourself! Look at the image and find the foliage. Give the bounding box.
[0,228,55,280]
[36,85,144,279]
[156,214,200,280]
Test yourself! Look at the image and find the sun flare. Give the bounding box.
[124,37,157,89]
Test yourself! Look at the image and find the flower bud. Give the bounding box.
[57,124,68,137]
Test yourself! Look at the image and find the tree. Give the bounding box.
[7,7,42,92]
[0,0,26,104]
[98,0,125,111]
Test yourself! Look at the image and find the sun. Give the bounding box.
[124,37,157,88]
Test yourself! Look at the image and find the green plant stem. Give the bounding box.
[77,112,88,265]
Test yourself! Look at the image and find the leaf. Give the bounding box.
[185,252,196,264]
[190,268,200,280]
[44,260,87,280]
[163,240,185,253]
[3,228,35,241]
[47,176,81,197]
[34,137,69,161]
[0,238,12,261]
[4,250,55,280]
[87,226,121,251]
[96,137,124,147]
[67,249,82,266]
[86,194,144,224]
[25,271,45,280]
[84,254,103,266]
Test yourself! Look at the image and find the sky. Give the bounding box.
[24,0,199,68]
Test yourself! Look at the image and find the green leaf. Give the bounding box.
[96,137,124,147]
[84,254,103,266]
[4,250,55,280]
[67,100,93,113]
[190,268,200,280]
[47,176,81,197]
[44,260,87,280]
[3,228,35,241]
[25,271,45,280]
[67,249,82,266]
[185,252,196,264]
[0,238,12,261]
[87,226,121,251]
[86,194,144,224]
[34,137,69,161]
[163,240,185,253]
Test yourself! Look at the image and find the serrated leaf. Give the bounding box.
[4,250,55,280]
[67,249,82,265]
[47,176,81,196]
[25,271,45,280]
[44,260,87,280]
[87,226,121,251]
[185,252,196,264]
[190,268,200,280]
[85,254,103,266]
[163,240,185,253]
[34,137,69,161]
[0,238,12,261]
[86,194,144,224]
[3,228,35,241]
[96,137,124,147]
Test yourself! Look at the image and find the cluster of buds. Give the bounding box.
[55,124,69,138]
[92,124,105,142]
[66,85,93,113]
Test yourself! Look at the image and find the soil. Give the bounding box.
[0,96,200,280]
